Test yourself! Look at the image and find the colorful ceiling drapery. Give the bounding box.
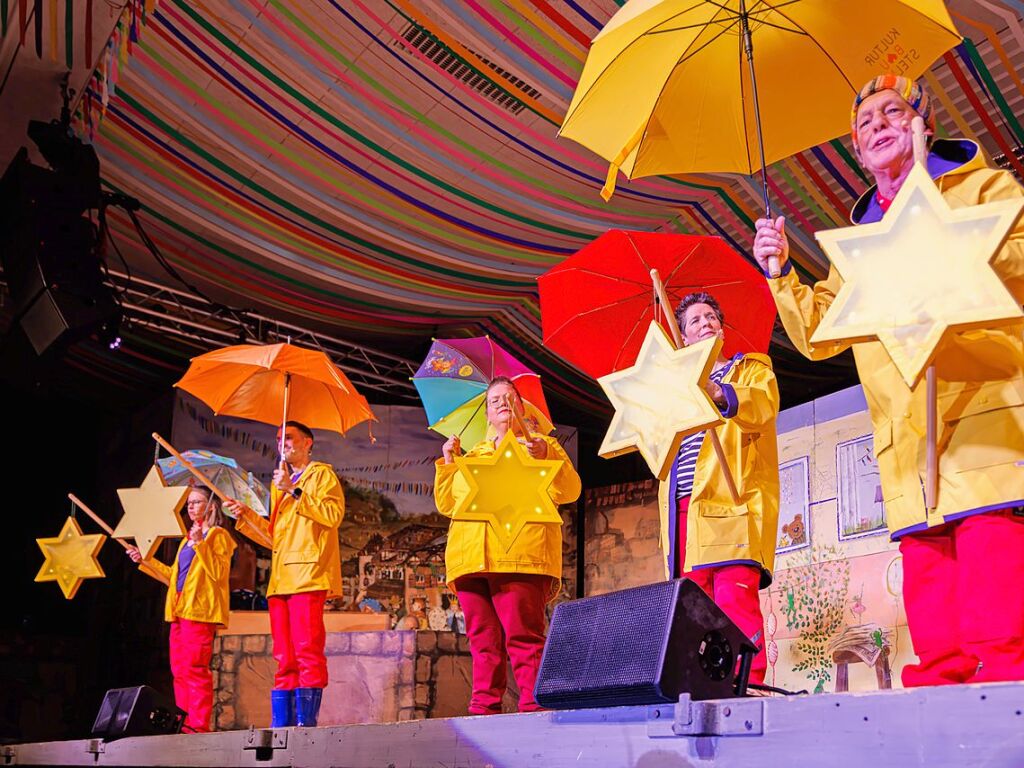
[42,0,1024,420]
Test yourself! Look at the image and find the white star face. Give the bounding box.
[813,163,1024,387]
[598,321,724,479]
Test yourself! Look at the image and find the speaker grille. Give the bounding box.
[536,581,677,707]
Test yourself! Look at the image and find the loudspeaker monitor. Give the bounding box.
[535,578,756,709]
[91,685,185,740]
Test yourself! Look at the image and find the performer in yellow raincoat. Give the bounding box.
[128,485,236,733]
[435,376,581,714]
[228,421,344,727]
[753,75,1024,687]
[657,292,780,685]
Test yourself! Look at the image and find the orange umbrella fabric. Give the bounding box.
[175,343,376,442]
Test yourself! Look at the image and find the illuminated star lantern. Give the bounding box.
[598,321,724,480]
[812,163,1024,387]
[35,517,106,599]
[453,431,565,552]
[114,466,189,560]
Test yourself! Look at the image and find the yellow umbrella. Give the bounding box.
[560,0,961,203]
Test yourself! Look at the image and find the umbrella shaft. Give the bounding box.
[739,0,771,218]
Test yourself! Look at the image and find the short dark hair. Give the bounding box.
[286,420,314,442]
[675,292,724,331]
[486,376,521,396]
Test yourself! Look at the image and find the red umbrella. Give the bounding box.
[538,231,776,378]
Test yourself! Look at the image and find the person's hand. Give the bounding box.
[442,435,461,464]
[753,216,789,276]
[706,379,726,408]
[525,437,548,459]
[272,460,295,492]
[126,544,142,564]
[224,499,255,519]
[188,522,203,544]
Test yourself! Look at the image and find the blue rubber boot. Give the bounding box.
[295,687,323,727]
[270,689,295,728]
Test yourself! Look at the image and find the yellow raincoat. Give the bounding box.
[239,461,345,597]
[657,354,781,586]
[434,434,582,590]
[770,140,1024,537]
[141,526,236,626]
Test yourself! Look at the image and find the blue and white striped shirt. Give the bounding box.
[674,361,735,500]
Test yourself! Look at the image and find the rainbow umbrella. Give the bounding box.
[413,336,553,448]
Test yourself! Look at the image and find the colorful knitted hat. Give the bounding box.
[850,74,935,152]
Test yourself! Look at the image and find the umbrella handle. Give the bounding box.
[151,433,230,504]
[279,373,291,463]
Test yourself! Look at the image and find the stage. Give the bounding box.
[7,682,1024,767]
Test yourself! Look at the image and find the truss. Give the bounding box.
[108,270,421,401]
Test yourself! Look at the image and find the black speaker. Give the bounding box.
[91,686,185,740]
[0,148,117,356]
[535,579,756,709]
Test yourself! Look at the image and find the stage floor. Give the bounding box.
[7,682,1024,767]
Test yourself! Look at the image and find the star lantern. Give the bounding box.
[598,321,725,480]
[811,163,1024,388]
[452,431,565,552]
[35,517,106,599]
[114,466,189,560]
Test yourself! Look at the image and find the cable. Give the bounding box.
[746,682,807,696]
[118,204,256,334]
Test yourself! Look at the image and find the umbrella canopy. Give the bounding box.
[559,0,960,196]
[539,230,775,379]
[155,450,272,518]
[413,337,553,448]
[175,343,376,449]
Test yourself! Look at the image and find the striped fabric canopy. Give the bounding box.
[9,0,1022,422]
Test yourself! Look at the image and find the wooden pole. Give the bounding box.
[651,268,683,348]
[651,269,741,505]
[925,366,938,510]
[68,493,127,548]
[505,394,534,438]
[69,493,170,586]
[912,116,938,511]
[151,433,228,502]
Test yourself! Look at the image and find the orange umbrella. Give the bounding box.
[175,343,376,458]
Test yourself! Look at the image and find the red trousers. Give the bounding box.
[169,618,217,733]
[899,509,1024,687]
[268,591,328,689]
[678,502,767,684]
[455,573,551,714]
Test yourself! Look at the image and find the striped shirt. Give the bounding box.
[674,361,734,500]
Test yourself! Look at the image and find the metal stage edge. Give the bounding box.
[6,682,1024,767]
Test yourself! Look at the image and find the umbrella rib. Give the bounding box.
[551,266,652,291]
[614,315,658,372]
[663,241,704,284]
[545,293,653,344]
[752,0,858,90]
[561,0,707,129]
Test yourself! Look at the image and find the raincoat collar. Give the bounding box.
[851,139,983,225]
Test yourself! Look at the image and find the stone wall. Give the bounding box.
[583,480,664,596]
[212,630,522,729]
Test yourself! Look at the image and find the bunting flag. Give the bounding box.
[45,1,1024,409]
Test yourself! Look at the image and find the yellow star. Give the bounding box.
[812,163,1024,388]
[35,517,106,599]
[452,431,565,552]
[114,466,189,560]
[598,321,724,480]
